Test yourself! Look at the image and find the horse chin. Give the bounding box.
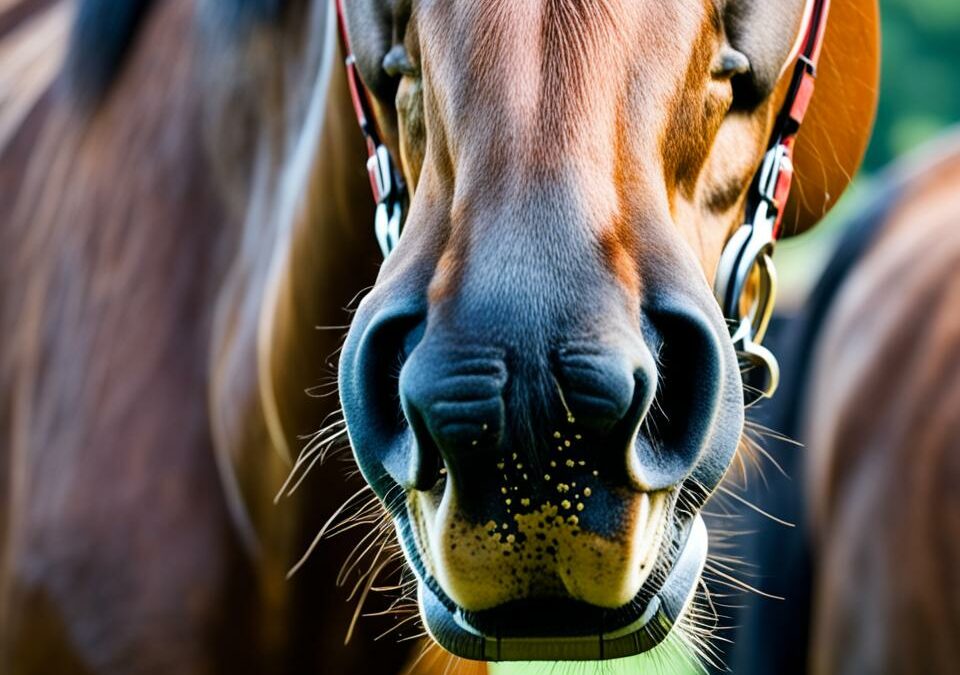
[394,497,708,662]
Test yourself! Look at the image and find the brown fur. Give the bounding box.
[805,134,960,674]
[0,0,409,672]
[0,2,255,671]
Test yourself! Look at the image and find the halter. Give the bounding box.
[335,0,831,403]
[335,0,406,258]
[714,0,831,403]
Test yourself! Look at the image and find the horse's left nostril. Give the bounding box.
[554,343,655,432]
[629,307,726,492]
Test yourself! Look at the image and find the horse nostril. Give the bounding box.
[399,343,509,488]
[340,304,427,497]
[554,343,655,432]
[404,405,446,492]
[630,308,725,491]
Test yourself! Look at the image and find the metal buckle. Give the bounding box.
[758,142,792,207]
[726,248,780,405]
[374,199,403,259]
[714,149,784,403]
[367,144,405,257]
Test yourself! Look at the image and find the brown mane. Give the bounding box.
[805,133,960,673]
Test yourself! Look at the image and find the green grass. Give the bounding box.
[488,634,705,675]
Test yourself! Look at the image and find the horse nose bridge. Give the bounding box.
[442,178,609,277]
[426,227,630,359]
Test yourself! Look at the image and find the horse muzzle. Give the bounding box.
[339,279,743,661]
[417,514,708,662]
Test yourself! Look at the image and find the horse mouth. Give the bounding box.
[419,515,706,661]
[395,496,707,662]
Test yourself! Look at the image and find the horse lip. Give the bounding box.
[418,514,708,662]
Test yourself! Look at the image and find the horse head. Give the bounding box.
[335,0,878,661]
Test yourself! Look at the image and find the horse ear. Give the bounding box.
[782,0,880,236]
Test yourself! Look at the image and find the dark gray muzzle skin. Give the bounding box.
[338,195,745,660]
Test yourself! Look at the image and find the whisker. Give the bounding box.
[716,486,794,528]
[345,557,394,645]
[703,566,783,600]
[287,485,374,578]
[374,609,423,642]
[274,427,350,502]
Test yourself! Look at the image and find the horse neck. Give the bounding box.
[0,0,231,479]
[200,12,394,663]
[0,0,402,666]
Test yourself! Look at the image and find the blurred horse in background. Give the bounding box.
[0,0,417,672]
[725,130,960,674]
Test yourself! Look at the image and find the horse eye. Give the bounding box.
[382,45,418,78]
[718,47,765,110]
[712,47,751,79]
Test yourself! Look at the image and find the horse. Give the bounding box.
[0,0,877,672]
[724,129,960,675]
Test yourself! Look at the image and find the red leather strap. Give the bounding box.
[769,0,832,237]
[335,0,394,205]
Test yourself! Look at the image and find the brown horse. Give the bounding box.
[723,131,960,675]
[805,132,960,674]
[334,0,880,667]
[0,0,877,672]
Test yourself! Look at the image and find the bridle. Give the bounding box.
[334,0,406,259]
[714,0,831,403]
[335,0,831,405]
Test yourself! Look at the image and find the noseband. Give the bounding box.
[335,0,831,400]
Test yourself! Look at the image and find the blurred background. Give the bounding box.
[776,0,960,302]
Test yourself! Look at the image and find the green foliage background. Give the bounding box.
[777,0,960,302]
[865,0,960,171]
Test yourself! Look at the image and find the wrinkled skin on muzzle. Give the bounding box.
[338,0,814,662]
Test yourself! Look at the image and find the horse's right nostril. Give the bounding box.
[339,302,428,499]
